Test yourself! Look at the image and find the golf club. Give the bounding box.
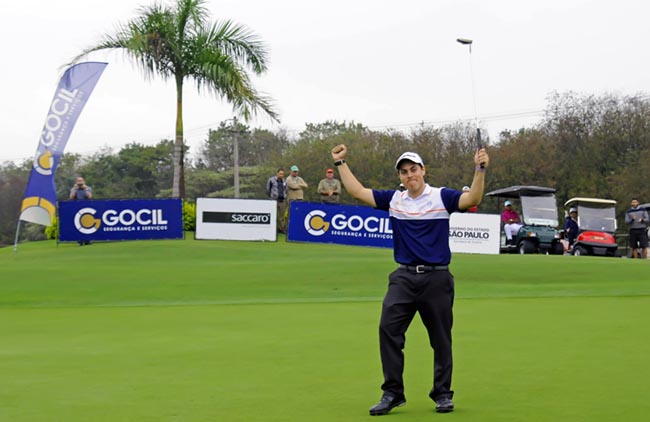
[457,37,485,168]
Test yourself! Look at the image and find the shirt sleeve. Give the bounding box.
[286,177,296,189]
[373,190,395,210]
[441,188,463,214]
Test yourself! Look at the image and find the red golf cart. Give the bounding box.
[564,197,618,257]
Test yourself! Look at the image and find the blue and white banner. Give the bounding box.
[58,199,184,242]
[287,202,393,248]
[288,201,501,255]
[20,62,108,226]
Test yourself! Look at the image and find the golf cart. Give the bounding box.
[563,198,618,257]
[486,186,564,255]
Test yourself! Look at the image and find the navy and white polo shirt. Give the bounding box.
[373,184,463,265]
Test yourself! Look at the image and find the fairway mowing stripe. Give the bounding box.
[0,296,385,309]
[94,296,386,307]
[459,291,650,300]
[3,291,650,310]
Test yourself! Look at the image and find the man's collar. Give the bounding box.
[403,184,431,200]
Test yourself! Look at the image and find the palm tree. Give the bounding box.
[70,0,278,198]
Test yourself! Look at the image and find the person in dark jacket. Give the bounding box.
[563,207,579,251]
[625,198,649,259]
[266,168,287,233]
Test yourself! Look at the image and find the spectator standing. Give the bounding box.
[69,176,93,245]
[266,168,287,233]
[317,168,341,204]
[286,165,308,204]
[625,198,649,259]
[69,176,92,200]
[563,207,579,252]
[501,200,523,245]
[462,186,478,212]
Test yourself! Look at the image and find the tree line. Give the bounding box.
[2,91,649,246]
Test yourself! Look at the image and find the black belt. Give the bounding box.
[399,264,448,273]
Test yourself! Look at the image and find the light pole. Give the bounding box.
[224,117,240,198]
[456,37,484,165]
[232,118,240,198]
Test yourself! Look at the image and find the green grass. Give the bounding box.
[1,236,649,421]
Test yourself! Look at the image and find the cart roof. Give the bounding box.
[564,197,617,207]
[485,185,556,198]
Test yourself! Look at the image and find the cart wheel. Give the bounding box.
[519,239,535,254]
[574,246,588,256]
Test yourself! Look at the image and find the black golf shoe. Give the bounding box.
[369,394,406,416]
[435,396,454,413]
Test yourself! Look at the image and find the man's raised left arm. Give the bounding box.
[458,148,489,211]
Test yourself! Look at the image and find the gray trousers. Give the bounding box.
[276,200,287,232]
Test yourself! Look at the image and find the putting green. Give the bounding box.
[1,238,648,421]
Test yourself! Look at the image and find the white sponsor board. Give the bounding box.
[449,213,501,255]
[196,198,277,241]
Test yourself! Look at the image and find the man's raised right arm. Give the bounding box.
[331,144,376,207]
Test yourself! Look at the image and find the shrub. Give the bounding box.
[183,201,196,231]
[44,217,58,240]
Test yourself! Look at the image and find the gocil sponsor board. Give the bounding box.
[59,198,183,242]
[289,202,500,255]
[288,202,393,248]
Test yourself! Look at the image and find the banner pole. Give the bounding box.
[13,220,22,253]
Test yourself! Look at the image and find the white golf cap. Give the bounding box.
[569,207,577,213]
[395,152,424,170]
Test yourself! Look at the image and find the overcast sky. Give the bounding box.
[1,0,649,163]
